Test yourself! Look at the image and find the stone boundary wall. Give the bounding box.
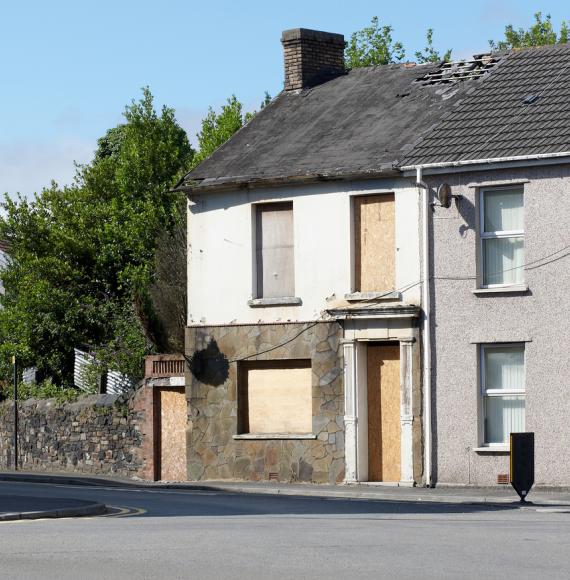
[0,387,155,479]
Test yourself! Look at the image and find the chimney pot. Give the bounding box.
[281,28,345,91]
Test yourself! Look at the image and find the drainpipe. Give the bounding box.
[417,166,433,487]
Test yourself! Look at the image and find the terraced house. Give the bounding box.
[176,29,570,487]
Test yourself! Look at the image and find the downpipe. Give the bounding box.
[417,166,433,487]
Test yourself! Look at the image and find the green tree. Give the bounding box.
[345,16,405,67]
[345,17,451,68]
[0,88,194,386]
[415,28,452,63]
[191,95,247,167]
[490,12,569,50]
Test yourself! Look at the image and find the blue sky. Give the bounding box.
[1,0,568,196]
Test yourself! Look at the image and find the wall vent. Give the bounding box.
[497,473,509,485]
[268,472,279,481]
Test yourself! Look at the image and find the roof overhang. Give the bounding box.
[174,167,401,195]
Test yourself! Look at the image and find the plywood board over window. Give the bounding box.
[354,194,395,292]
[256,202,295,298]
[239,360,312,434]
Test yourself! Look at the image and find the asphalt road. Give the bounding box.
[0,481,569,580]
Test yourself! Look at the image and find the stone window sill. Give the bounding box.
[233,433,317,440]
[248,297,302,307]
[473,446,509,453]
[472,285,528,295]
[345,291,401,302]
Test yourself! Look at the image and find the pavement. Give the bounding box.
[0,493,105,521]
[1,470,570,507]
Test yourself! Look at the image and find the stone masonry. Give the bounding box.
[185,321,345,484]
[0,387,155,479]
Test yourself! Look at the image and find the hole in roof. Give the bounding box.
[414,54,500,86]
[522,94,539,104]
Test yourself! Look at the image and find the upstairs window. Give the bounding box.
[480,188,524,287]
[255,202,295,298]
[481,344,525,445]
[354,194,395,292]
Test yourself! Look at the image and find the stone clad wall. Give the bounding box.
[185,321,345,484]
[0,388,154,479]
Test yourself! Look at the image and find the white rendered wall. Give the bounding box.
[188,179,420,325]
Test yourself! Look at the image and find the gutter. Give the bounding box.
[417,167,433,488]
[400,151,570,172]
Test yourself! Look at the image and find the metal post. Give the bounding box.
[13,355,18,471]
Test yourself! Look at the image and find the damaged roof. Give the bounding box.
[401,43,570,166]
[180,61,486,190]
[180,43,570,190]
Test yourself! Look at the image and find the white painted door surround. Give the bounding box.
[343,337,415,485]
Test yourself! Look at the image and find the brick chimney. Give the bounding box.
[281,28,345,91]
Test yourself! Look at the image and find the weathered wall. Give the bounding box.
[185,321,345,483]
[188,178,421,325]
[0,387,155,479]
[428,164,570,486]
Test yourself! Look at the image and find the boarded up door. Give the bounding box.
[367,344,401,482]
[159,387,187,481]
[354,194,395,292]
[256,202,295,298]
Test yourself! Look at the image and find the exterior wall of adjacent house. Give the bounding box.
[187,178,421,325]
[186,178,424,483]
[427,163,570,486]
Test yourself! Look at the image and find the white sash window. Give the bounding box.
[480,187,524,287]
[481,344,525,445]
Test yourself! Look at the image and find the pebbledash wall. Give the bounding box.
[185,321,345,483]
[0,388,155,479]
[428,164,570,486]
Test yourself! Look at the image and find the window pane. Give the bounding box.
[483,237,524,285]
[485,395,525,444]
[484,345,524,390]
[484,189,523,232]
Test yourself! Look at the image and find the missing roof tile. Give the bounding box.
[414,54,500,86]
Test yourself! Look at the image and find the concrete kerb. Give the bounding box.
[0,502,106,522]
[2,472,570,508]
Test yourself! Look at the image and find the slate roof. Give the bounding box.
[401,43,570,166]
[180,43,570,190]
[180,62,483,190]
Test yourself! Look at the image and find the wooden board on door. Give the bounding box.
[159,387,187,481]
[367,344,401,482]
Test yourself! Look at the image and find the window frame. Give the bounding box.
[479,343,526,448]
[478,186,525,289]
[252,200,296,301]
[236,359,314,438]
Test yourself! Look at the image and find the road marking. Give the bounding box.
[535,508,570,513]
[98,505,147,518]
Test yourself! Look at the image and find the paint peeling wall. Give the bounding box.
[187,179,421,325]
[428,164,570,486]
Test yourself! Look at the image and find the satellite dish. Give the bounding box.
[437,183,452,208]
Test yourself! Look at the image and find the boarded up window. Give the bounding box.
[354,194,395,292]
[256,202,295,298]
[239,360,312,434]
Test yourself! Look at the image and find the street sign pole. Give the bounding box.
[13,355,18,471]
